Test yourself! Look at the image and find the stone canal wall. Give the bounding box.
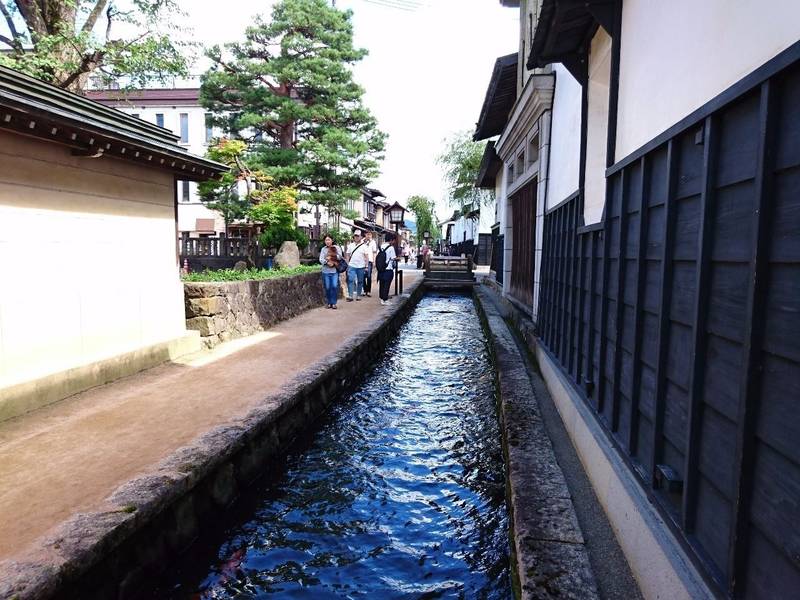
[474,286,600,599]
[1,281,424,600]
[184,271,336,348]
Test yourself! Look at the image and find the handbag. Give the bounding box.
[338,241,365,273]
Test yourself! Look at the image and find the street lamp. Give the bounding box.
[388,201,405,295]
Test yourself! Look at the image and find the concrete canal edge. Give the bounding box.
[474,286,600,600]
[0,280,425,600]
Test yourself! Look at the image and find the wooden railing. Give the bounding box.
[179,233,268,258]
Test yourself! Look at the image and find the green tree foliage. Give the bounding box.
[437,130,493,209]
[199,139,306,251]
[200,0,386,225]
[407,194,439,248]
[197,139,254,227]
[0,0,190,91]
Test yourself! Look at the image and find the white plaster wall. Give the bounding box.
[0,132,187,389]
[584,29,612,225]
[532,111,551,320]
[547,63,582,209]
[114,104,225,234]
[616,0,800,160]
[479,199,495,233]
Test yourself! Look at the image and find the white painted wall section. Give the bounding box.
[616,0,800,160]
[0,132,188,390]
[584,29,611,225]
[547,63,582,210]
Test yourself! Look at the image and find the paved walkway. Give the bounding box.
[0,269,421,561]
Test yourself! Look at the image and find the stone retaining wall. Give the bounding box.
[0,280,424,600]
[184,271,336,348]
[474,286,600,599]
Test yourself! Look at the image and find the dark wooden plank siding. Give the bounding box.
[510,180,537,308]
[535,52,800,597]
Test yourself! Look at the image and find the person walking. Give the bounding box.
[363,230,378,297]
[376,232,398,305]
[345,230,370,302]
[319,234,343,309]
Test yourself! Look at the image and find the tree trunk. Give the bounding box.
[279,121,295,149]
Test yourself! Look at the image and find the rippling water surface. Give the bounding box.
[161,294,511,599]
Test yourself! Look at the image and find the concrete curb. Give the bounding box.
[474,287,600,600]
[0,280,425,600]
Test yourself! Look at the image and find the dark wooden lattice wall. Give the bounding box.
[537,54,800,598]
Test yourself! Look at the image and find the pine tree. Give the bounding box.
[201,0,386,228]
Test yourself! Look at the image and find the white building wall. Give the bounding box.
[547,63,582,209]
[584,28,612,225]
[616,0,800,160]
[112,103,225,235]
[0,132,188,390]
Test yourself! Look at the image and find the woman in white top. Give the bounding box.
[376,232,398,305]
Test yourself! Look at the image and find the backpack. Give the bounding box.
[375,244,390,272]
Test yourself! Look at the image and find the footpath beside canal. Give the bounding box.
[0,270,422,599]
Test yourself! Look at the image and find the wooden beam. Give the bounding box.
[629,155,650,454]
[597,175,614,417]
[682,115,718,531]
[727,80,776,596]
[652,139,679,486]
[568,198,579,376]
[586,225,599,400]
[611,168,629,432]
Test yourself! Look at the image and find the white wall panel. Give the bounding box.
[616,0,800,160]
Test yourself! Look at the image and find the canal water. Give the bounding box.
[159,294,511,599]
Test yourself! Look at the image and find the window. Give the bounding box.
[508,163,515,183]
[181,180,190,202]
[179,113,189,143]
[205,113,213,143]
[155,113,164,128]
[515,151,525,178]
[131,113,140,119]
[528,135,539,167]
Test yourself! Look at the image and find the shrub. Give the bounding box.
[182,265,320,282]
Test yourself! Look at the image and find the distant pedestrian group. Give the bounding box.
[319,229,398,309]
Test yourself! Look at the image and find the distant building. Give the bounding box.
[0,66,226,420]
[86,87,226,238]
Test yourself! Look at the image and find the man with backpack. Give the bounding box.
[375,232,398,305]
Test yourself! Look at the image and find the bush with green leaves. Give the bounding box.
[182,265,319,282]
[324,228,352,247]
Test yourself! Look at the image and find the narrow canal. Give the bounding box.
[160,294,511,599]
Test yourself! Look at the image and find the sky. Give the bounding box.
[176,0,519,219]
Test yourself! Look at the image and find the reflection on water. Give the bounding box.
[161,294,511,599]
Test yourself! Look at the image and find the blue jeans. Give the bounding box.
[322,271,339,305]
[347,266,366,298]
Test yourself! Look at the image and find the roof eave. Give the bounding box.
[0,66,226,179]
[474,53,518,141]
[527,0,617,83]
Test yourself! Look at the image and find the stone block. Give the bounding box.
[209,464,237,507]
[186,316,215,337]
[274,241,300,268]
[519,539,598,600]
[186,296,228,318]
